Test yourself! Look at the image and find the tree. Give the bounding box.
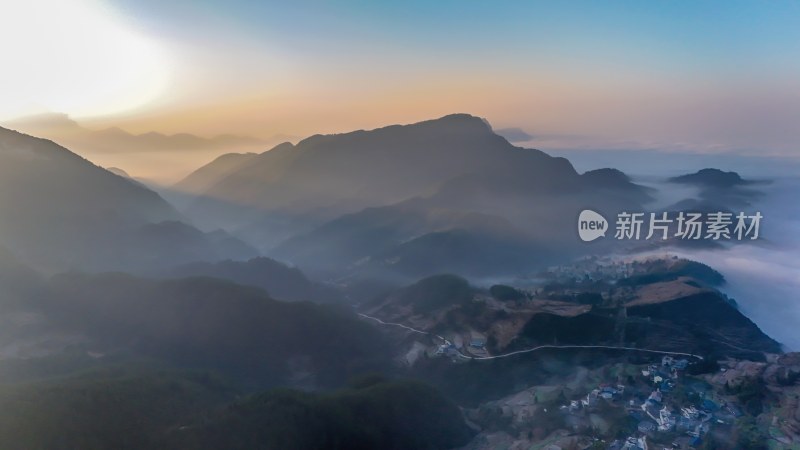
[736,417,768,450]
[556,389,568,404]
[575,292,603,306]
[489,284,525,302]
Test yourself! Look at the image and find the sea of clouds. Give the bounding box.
[671,177,800,351]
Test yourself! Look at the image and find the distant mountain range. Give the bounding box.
[1,113,290,182]
[4,113,270,154]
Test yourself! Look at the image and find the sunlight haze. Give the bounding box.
[2,0,800,182]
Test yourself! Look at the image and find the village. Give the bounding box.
[557,356,743,450]
[540,256,639,285]
[460,354,753,450]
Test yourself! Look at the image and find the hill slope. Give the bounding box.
[0,127,255,271]
[167,257,344,304]
[37,273,387,387]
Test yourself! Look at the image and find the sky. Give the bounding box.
[2,0,800,180]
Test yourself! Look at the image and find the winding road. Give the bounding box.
[357,312,704,361]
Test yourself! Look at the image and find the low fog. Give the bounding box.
[638,176,800,350]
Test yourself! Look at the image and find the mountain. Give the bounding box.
[164,152,261,210]
[182,114,650,278]
[621,291,781,357]
[128,221,258,268]
[183,114,639,237]
[0,368,236,450]
[669,168,750,188]
[380,274,477,314]
[4,113,268,154]
[270,199,536,278]
[0,370,471,450]
[29,272,388,387]
[186,114,511,215]
[173,378,474,450]
[179,141,304,236]
[167,257,344,304]
[272,203,543,281]
[667,168,765,211]
[363,260,780,366]
[173,152,259,194]
[0,245,43,309]
[0,127,255,272]
[368,227,536,280]
[503,290,780,360]
[271,170,648,279]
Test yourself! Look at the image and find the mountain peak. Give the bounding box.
[416,113,493,133]
[296,113,494,149]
